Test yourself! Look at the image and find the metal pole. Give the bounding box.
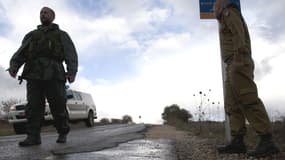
[199,0,241,143]
[220,43,231,142]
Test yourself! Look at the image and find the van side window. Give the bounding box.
[66,90,75,100]
[73,92,83,101]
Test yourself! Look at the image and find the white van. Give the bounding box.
[7,89,97,134]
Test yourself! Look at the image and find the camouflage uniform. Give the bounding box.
[218,6,272,136]
[9,23,78,137]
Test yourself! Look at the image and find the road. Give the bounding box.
[0,124,177,160]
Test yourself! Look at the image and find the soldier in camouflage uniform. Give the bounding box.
[8,7,78,146]
[214,0,280,158]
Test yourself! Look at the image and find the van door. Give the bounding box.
[67,91,87,119]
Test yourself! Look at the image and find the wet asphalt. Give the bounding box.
[47,139,177,160]
[0,124,177,160]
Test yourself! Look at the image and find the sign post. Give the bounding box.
[199,0,216,19]
[199,0,241,143]
[199,0,240,19]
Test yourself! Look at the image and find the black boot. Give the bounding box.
[56,134,67,143]
[217,135,247,154]
[247,134,280,158]
[19,135,41,147]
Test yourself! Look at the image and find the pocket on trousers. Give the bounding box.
[239,88,258,105]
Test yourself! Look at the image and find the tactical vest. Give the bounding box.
[25,29,64,61]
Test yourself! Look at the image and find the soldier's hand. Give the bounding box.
[66,75,75,83]
[6,68,17,78]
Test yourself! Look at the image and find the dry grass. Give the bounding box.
[0,120,14,136]
[171,120,285,152]
[272,121,285,151]
[145,124,187,140]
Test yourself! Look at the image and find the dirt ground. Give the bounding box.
[145,125,285,160]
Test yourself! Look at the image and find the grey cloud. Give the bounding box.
[0,66,26,102]
[1,2,59,102]
[255,57,272,81]
[265,99,285,120]
[241,0,285,80]
[243,0,285,42]
[0,2,12,36]
[254,52,283,81]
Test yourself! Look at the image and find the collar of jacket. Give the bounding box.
[217,3,240,21]
[37,23,59,32]
[226,3,241,11]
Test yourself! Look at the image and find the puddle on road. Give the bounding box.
[46,139,177,160]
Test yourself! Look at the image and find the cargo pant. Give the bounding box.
[25,80,70,137]
[224,53,272,136]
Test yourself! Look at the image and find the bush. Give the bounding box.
[111,118,122,124]
[162,104,192,124]
[99,118,110,124]
[122,115,133,124]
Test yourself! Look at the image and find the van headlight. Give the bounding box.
[9,106,16,111]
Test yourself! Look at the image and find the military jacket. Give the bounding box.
[218,6,251,63]
[9,23,78,81]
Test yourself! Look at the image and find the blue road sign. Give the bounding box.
[200,0,240,19]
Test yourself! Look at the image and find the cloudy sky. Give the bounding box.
[0,0,284,123]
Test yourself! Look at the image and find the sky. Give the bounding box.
[0,0,285,124]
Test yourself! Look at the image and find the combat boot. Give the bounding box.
[56,134,67,143]
[19,135,41,147]
[217,135,247,154]
[247,134,280,158]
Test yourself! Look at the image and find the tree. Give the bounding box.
[180,108,192,122]
[162,104,192,124]
[122,115,133,124]
[111,118,122,124]
[1,98,21,113]
[100,118,110,124]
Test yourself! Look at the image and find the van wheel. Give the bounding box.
[85,111,94,127]
[13,123,27,134]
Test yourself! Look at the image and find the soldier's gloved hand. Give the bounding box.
[6,68,17,78]
[66,74,75,83]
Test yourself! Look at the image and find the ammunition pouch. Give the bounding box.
[25,29,64,62]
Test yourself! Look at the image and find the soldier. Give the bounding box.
[214,0,280,158]
[8,7,78,147]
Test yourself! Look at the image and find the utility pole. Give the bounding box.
[199,0,241,142]
[221,59,231,142]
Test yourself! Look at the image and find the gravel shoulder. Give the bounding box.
[145,125,285,160]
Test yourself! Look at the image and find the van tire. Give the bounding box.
[13,123,27,134]
[85,111,94,127]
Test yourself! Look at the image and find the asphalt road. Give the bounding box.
[0,124,147,160]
